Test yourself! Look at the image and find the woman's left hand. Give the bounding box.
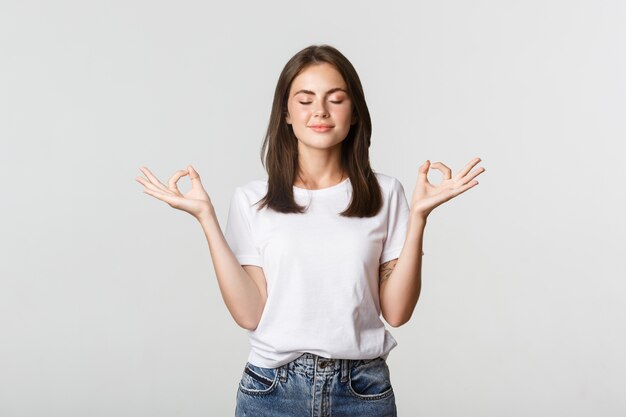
[410,157,485,219]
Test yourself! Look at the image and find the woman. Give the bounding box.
[136,44,484,416]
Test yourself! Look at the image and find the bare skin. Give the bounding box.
[379,157,485,326]
[379,157,485,286]
[134,64,485,329]
[410,158,485,219]
[135,165,267,330]
[135,157,485,329]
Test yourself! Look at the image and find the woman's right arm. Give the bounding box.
[136,165,265,330]
[196,211,267,331]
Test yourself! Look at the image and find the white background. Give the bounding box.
[1,1,624,416]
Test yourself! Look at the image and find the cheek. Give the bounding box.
[290,108,310,124]
[336,106,354,123]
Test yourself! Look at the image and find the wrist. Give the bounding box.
[410,210,429,224]
[195,206,216,224]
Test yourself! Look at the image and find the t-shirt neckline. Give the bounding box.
[292,177,350,194]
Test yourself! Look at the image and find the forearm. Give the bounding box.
[196,210,263,330]
[380,214,426,327]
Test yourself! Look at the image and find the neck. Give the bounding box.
[295,167,346,190]
[293,145,346,189]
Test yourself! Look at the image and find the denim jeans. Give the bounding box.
[235,352,397,417]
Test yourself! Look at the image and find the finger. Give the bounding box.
[142,186,179,206]
[187,165,204,189]
[452,179,479,197]
[455,157,482,179]
[139,166,170,192]
[135,177,171,195]
[136,176,169,194]
[168,170,189,195]
[458,166,485,186]
[418,160,432,184]
[429,162,452,180]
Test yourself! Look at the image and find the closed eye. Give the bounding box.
[298,100,344,105]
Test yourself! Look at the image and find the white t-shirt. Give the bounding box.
[224,172,410,368]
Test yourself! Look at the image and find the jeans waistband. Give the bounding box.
[278,352,382,384]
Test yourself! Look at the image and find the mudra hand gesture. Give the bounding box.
[135,165,213,221]
[410,157,485,219]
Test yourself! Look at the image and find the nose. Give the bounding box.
[313,102,329,118]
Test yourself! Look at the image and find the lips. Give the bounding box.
[309,124,334,132]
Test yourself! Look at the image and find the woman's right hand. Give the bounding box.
[135,165,214,221]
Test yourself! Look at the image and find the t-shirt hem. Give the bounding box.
[380,246,403,264]
[235,255,263,267]
[248,351,303,369]
[246,332,399,369]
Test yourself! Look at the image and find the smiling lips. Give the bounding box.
[309,124,334,132]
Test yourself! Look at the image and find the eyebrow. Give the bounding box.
[293,87,348,97]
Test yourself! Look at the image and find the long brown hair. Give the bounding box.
[256,44,383,217]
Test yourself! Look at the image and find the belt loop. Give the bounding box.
[341,359,349,383]
[279,362,288,382]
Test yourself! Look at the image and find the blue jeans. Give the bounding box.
[235,352,397,416]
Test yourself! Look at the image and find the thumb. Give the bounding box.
[187,165,203,186]
[418,160,431,184]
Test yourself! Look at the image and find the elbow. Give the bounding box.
[387,317,408,328]
[233,300,265,331]
[384,313,410,328]
[385,303,419,327]
[237,317,259,331]
[235,308,264,331]
[382,302,413,328]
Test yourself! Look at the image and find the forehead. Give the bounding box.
[290,63,347,93]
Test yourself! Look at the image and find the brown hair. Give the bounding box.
[256,44,383,217]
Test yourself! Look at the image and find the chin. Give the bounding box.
[298,138,345,150]
[295,131,348,146]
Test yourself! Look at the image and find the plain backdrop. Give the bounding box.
[1,1,624,416]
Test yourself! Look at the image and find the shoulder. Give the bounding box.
[232,179,268,207]
[237,178,268,194]
[373,172,403,195]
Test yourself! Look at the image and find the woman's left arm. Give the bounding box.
[379,157,485,327]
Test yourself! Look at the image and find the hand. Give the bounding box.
[410,157,485,219]
[135,165,214,220]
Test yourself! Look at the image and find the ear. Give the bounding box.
[351,112,357,125]
[285,111,292,125]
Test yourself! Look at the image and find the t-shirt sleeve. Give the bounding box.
[379,178,411,264]
[224,186,263,267]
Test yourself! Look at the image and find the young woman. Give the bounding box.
[136,44,484,416]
